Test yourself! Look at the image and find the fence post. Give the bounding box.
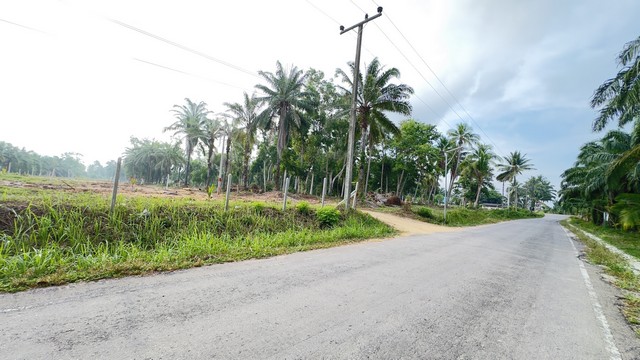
[352,181,359,209]
[282,177,290,211]
[110,157,122,215]
[321,177,327,207]
[225,174,232,212]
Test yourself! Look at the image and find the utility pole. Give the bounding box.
[340,6,383,211]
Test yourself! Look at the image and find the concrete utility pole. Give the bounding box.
[340,6,383,211]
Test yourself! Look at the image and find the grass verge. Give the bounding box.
[0,190,396,292]
[562,218,640,337]
[410,205,543,226]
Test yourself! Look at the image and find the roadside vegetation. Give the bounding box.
[370,204,543,227]
[562,218,640,336]
[0,184,395,293]
[558,35,640,232]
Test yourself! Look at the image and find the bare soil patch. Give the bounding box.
[362,210,460,235]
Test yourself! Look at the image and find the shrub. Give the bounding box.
[415,206,433,219]
[250,201,265,213]
[385,196,402,206]
[296,201,312,215]
[316,207,341,228]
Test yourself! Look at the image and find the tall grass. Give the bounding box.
[0,191,394,292]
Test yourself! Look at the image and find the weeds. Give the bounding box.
[0,192,394,292]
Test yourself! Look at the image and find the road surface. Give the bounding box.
[1,214,639,359]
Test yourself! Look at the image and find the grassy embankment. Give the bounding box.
[372,204,543,226]
[0,181,395,293]
[562,218,640,336]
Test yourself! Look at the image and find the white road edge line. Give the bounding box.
[562,227,622,360]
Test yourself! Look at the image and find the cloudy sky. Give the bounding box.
[2,0,639,191]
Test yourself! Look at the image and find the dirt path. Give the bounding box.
[361,210,460,235]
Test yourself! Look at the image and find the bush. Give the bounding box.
[415,206,433,219]
[385,196,402,206]
[316,207,341,228]
[296,201,312,215]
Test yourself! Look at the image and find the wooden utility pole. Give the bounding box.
[340,6,383,211]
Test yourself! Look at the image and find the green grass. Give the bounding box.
[562,218,640,336]
[410,205,543,226]
[0,185,395,292]
[568,217,640,258]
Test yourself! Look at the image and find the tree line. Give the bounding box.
[120,58,552,209]
[559,35,640,230]
[1,57,553,209]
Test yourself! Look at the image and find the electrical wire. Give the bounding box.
[132,58,247,91]
[0,18,47,34]
[109,18,260,79]
[370,1,506,156]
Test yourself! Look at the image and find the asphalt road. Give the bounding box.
[1,214,639,359]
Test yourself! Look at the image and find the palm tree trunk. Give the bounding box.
[275,109,287,191]
[184,147,192,187]
[357,126,367,197]
[364,139,372,196]
[474,177,483,207]
[224,137,231,186]
[242,136,251,190]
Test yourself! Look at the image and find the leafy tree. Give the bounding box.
[523,175,556,210]
[164,98,210,186]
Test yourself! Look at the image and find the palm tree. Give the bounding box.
[256,61,310,190]
[199,117,223,187]
[591,36,640,132]
[497,151,535,208]
[446,123,480,196]
[463,144,496,207]
[336,57,414,195]
[224,92,265,190]
[164,98,210,187]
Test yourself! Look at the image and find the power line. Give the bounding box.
[371,2,506,156]
[0,18,47,34]
[109,18,260,79]
[371,20,458,130]
[132,58,247,91]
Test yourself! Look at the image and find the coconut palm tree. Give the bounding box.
[256,61,310,190]
[446,123,480,196]
[462,144,496,207]
[224,92,265,189]
[336,57,414,195]
[591,35,640,132]
[164,98,210,187]
[496,151,535,208]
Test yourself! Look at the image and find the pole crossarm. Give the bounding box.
[339,10,383,35]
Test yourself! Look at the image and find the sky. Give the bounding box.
[2,0,639,192]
